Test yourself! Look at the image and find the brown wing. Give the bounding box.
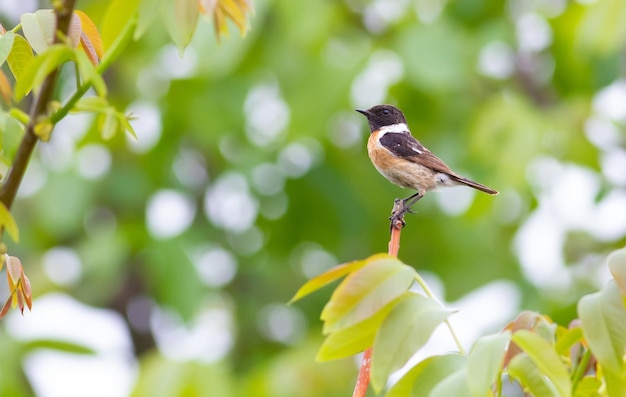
[379,132,454,174]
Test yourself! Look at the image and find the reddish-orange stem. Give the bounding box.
[352,215,404,397]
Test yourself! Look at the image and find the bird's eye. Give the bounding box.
[382,109,390,115]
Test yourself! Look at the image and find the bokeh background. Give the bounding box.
[1,0,626,395]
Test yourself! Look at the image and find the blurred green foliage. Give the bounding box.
[1,0,626,395]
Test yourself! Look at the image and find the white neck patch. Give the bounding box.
[378,123,409,134]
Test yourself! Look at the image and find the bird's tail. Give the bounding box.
[451,175,499,195]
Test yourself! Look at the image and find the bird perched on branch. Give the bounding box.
[356,104,498,224]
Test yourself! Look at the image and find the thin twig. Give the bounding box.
[0,0,77,210]
[352,205,405,397]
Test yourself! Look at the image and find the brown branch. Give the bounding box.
[0,0,77,210]
[352,203,405,397]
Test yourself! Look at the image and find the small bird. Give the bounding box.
[356,104,498,223]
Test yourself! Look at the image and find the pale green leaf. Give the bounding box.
[101,0,142,50]
[578,280,626,375]
[554,326,583,356]
[0,111,25,163]
[14,45,73,102]
[385,354,465,397]
[74,48,107,96]
[511,330,571,397]
[603,367,626,397]
[608,247,626,296]
[6,34,34,82]
[467,332,510,397]
[317,296,400,362]
[20,10,55,54]
[508,354,560,397]
[99,110,119,140]
[161,0,200,51]
[371,293,453,392]
[71,96,110,113]
[289,254,390,304]
[430,368,471,397]
[0,31,15,67]
[118,111,137,139]
[135,0,166,40]
[0,202,19,242]
[577,0,626,56]
[320,257,416,333]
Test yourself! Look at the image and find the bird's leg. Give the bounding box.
[389,192,423,228]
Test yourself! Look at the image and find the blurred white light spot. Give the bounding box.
[173,149,208,189]
[363,0,410,33]
[601,149,626,186]
[414,0,446,23]
[39,131,75,172]
[478,41,515,79]
[493,190,525,224]
[192,245,238,287]
[54,113,93,142]
[204,173,258,232]
[259,192,289,220]
[584,115,621,150]
[351,50,404,109]
[17,159,47,198]
[152,306,233,363]
[516,13,552,53]
[251,163,285,196]
[136,67,170,99]
[0,0,37,22]
[587,190,626,241]
[300,245,337,279]
[278,143,314,178]
[126,102,163,153]
[76,144,111,180]
[328,112,363,148]
[258,304,307,345]
[146,190,196,239]
[435,185,475,216]
[42,247,82,286]
[244,82,290,147]
[157,44,198,79]
[5,293,135,397]
[593,80,626,123]
[228,226,265,256]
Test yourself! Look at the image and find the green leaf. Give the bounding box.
[320,256,416,333]
[6,34,34,82]
[14,44,73,102]
[99,109,120,140]
[71,96,110,113]
[608,247,626,296]
[430,368,471,397]
[385,354,465,397]
[23,339,95,355]
[578,280,626,375]
[317,295,400,362]
[573,377,602,397]
[161,0,199,51]
[508,354,560,397]
[289,254,389,304]
[511,330,571,397]
[135,0,166,40]
[467,332,510,397]
[74,48,107,97]
[577,0,626,56]
[20,10,55,54]
[0,31,15,67]
[0,111,25,163]
[0,201,19,242]
[101,0,142,50]
[603,367,626,397]
[371,293,453,392]
[554,326,584,356]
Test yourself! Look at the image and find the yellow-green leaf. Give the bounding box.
[508,354,560,397]
[511,330,571,397]
[20,10,55,54]
[101,0,142,50]
[74,48,107,96]
[317,296,400,362]
[14,44,73,102]
[321,256,416,334]
[466,332,510,397]
[6,34,34,82]
[0,31,15,67]
[0,202,19,242]
[554,326,583,356]
[385,354,465,397]
[371,293,453,392]
[135,0,166,40]
[99,110,119,140]
[289,253,390,304]
[578,280,626,375]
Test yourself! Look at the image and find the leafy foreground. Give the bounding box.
[290,248,626,396]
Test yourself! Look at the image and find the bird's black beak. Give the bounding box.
[355,109,370,117]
